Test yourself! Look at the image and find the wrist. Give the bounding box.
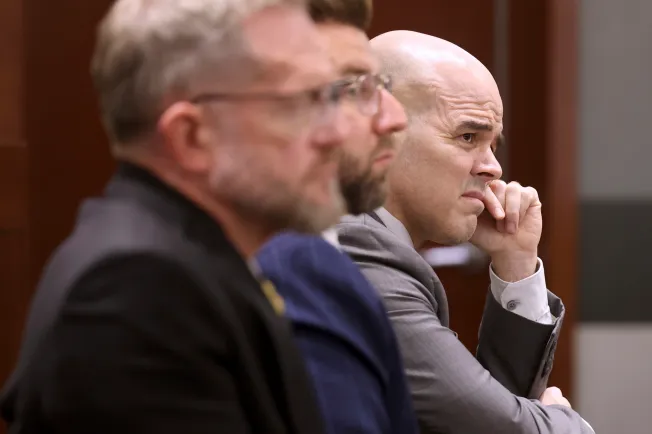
[491,251,538,282]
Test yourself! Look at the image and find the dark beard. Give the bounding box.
[339,156,388,215]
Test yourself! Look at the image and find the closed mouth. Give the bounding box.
[462,191,485,201]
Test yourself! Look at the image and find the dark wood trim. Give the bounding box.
[24,0,115,289]
[0,0,24,144]
[0,2,25,432]
[507,0,579,399]
[0,147,28,230]
[0,141,27,149]
[544,0,579,401]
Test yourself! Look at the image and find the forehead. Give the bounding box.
[430,65,503,129]
[242,5,336,91]
[317,22,378,76]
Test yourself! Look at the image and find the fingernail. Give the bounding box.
[496,207,505,219]
[507,222,517,233]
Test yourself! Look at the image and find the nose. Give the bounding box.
[373,90,408,135]
[472,146,502,181]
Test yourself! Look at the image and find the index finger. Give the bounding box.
[483,184,505,220]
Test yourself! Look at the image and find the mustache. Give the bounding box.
[372,138,396,157]
[464,181,490,193]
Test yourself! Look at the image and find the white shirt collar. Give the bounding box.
[321,227,341,250]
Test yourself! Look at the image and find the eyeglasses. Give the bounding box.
[186,74,393,135]
[189,81,346,106]
[188,80,349,132]
[339,73,393,116]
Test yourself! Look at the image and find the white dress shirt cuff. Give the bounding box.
[489,258,554,325]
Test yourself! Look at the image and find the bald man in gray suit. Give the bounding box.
[336,31,594,433]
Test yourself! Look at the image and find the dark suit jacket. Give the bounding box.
[256,233,418,434]
[336,210,593,434]
[0,163,324,434]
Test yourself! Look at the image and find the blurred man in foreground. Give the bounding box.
[256,1,418,433]
[0,0,354,432]
[337,30,594,433]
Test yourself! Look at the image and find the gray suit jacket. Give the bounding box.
[336,210,593,434]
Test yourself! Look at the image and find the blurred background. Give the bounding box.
[0,0,649,432]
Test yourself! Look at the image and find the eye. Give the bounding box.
[346,84,359,98]
[461,133,475,143]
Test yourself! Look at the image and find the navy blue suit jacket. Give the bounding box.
[256,233,418,434]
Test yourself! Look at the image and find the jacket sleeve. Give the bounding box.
[477,288,566,399]
[338,221,593,434]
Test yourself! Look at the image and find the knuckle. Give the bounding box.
[507,184,521,196]
[488,179,506,192]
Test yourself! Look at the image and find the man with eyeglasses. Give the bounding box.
[0,0,358,433]
[255,1,418,433]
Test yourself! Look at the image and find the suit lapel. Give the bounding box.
[431,274,450,327]
[368,208,451,327]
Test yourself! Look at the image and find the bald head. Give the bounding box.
[370,31,500,117]
[371,31,504,247]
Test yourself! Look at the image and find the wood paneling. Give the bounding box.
[0,0,23,142]
[0,147,27,434]
[0,2,27,431]
[0,231,29,386]
[507,0,579,399]
[370,0,495,69]
[1,3,115,433]
[0,147,28,230]
[24,0,115,287]
[543,0,579,400]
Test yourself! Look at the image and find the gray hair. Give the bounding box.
[91,0,304,146]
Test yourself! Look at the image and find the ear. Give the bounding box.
[157,101,215,174]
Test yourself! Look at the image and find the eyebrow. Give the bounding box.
[458,120,494,132]
[338,59,375,76]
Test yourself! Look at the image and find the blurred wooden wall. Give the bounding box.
[0,1,115,432]
[0,5,30,429]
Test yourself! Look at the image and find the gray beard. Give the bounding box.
[210,153,345,235]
